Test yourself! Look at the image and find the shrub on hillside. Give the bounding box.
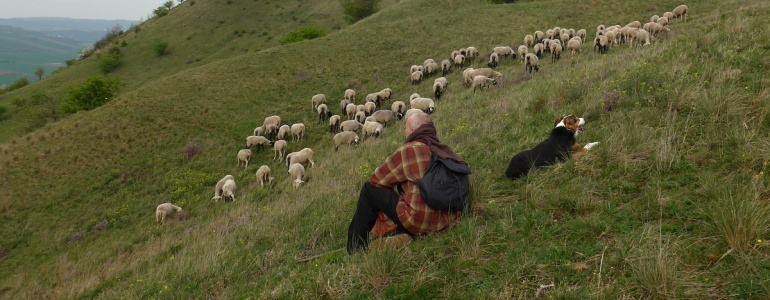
[340,0,380,24]
[154,6,170,17]
[0,105,7,120]
[60,76,121,114]
[7,77,29,91]
[99,52,121,73]
[94,24,123,51]
[155,41,169,56]
[279,25,330,45]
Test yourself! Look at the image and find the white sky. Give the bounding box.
[0,0,168,20]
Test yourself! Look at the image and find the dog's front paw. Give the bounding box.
[584,142,600,150]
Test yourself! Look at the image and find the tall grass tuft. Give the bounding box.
[359,246,406,292]
[628,233,688,299]
[710,185,769,251]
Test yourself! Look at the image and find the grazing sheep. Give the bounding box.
[365,116,376,123]
[533,43,544,58]
[560,33,571,47]
[317,103,332,123]
[546,29,555,39]
[311,94,326,111]
[650,14,659,23]
[355,111,366,124]
[329,115,341,133]
[645,22,669,41]
[525,53,539,74]
[410,70,423,85]
[221,179,236,201]
[673,5,688,22]
[340,99,352,115]
[450,50,460,60]
[543,39,552,52]
[410,98,435,114]
[597,24,606,32]
[441,59,452,76]
[212,175,234,201]
[253,126,265,137]
[465,68,503,86]
[345,103,357,119]
[156,203,183,225]
[288,163,305,189]
[340,120,364,132]
[534,30,545,43]
[391,101,407,115]
[524,34,534,47]
[657,16,669,27]
[255,165,274,188]
[568,28,576,38]
[462,68,476,86]
[433,77,448,100]
[364,102,376,115]
[466,47,479,61]
[273,139,287,161]
[362,121,384,140]
[237,149,252,169]
[344,89,356,102]
[409,93,421,101]
[246,135,272,152]
[377,88,393,103]
[567,38,582,56]
[424,62,440,76]
[410,65,422,74]
[276,124,291,140]
[356,104,365,113]
[371,110,402,126]
[453,54,465,68]
[423,58,435,67]
[577,29,587,40]
[488,52,499,69]
[517,45,529,63]
[594,35,608,54]
[551,42,562,62]
[663,11,674,21]
[633,29,651,47]
[604,30,617,46]
[472,75,497,94]
[626,21,641,28]
[290,123,305,142]
[333,131,360,151]
[492,46,514,58]
[286,148,315,169]
[262,115,281,139]
[365,92,381,107]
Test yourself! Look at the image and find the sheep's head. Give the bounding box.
[353,137,360,145]
[396,113,404,120]
[293,179,304,188]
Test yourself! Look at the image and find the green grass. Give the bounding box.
[1,0,770,298]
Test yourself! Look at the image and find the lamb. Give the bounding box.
[465,47,479,60]
[371,109,402,126]
[464,68,503,86]
[472,75,497,94]
[345,103,357,119]
[317,103,332,123]
[355,111,366,124]
[255,165,274,188]
[156,203,183,225]
[391,101,407,115]
[410,97,435,114]
[518,45,529,63]
[237,149,252,169]
[246,135,272,152]
[221,179,236,201]
[276,124,291,140]
[364,102,376,115]
[453,54,465,68]
[663,11,674,21]
[212,175,234,201]
[551,42,562,62]
[311,94,326,111]
[672,5,688,22]
[410,70,423,85]
[633,29,651,47]
[290,123,305,142]
[253,126,265,137]
[344,89,356,102]
[560,33,571,47]
[488,52,499,69]
[524,34,534,47]
[286,147,315,169]
[273,139,287,161]
[525,53,539,74]
[328,115,341,133]
[340,119,364,132]
[288,163,305,188]
[333,131,360,151]
[433,77,448,100]
[594,35,608,54]
[362,121,384,140]
[567,38,582,56]
[441,59,452,76]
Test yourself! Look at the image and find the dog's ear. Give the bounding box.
[553,116,564,127]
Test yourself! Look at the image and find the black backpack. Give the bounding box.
[413,154,472,212]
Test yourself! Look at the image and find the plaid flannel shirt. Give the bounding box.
[369,141,461,236]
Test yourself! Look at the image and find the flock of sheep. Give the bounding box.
[155,4,689,224]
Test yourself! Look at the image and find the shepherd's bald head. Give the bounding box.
[405,111,431,137]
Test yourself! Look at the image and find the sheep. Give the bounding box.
[391,101,407,115]
[433,77,448,100]
[410,70,423,85]
[604,30,617,46]
[377,88,393,104]
[453,54,465,68]
[409,93,421,101]
[262,115,281,139]
[329,115,341,133]
[344,89,356,102]
[424,62,440,76]
[450,50,459,60]
[488,52,499,69]
[543,39,552,52]
[362,121,384,140]
[356,104,365,113]
[410,65,422,74]
[365,116,376,123]
[517,45,529,63]
[471,75,497,94]
[340,99,351,115]
[594,35,608,54]
[534,30,545,43]
[364,102,376,115]
[410,98,435,114]
[317,103,332,123]
[253,126,265,137]
[156,203,183,225]
[551,42,562,62]
[276,124,291,140]
[290,123,305,142]
[255,165,274,188]
[525,53,539,74]
[462,68,476,86]
[560,33,571,47]
[264,124,278,140]
[273,139,287,161]
[645,22,669,41]
[672,5,688,22]
[441,59,452,76]
[459,48,467,56]
[365,92,381,107]
[546,29,555,39]
[577,29,587,40]
[355,111,366,124]
[524,34,534,47]
[626,21,641,28]
[423,58,435,67]
[221,179,236,201]
[246,135,272,152]
[597,24,605,32]
[340,120,364,132]
[466,68,503,84]
[492,46,514,58]
[656,16,669,27]
[212,175,234,201]
[633,29,651,47]
[663,11,674,21]
[345,103,357,119]
[568,28,576,38]
[288,163,305,189]
[311,94,326,111]
[371,109,402,126]
[466,47,479,61]
[567,38,582,57]
[333,131,360,151]
[237,149,252,169]
[650,14,659,23]
[533,43,544,58]
[286,147,315,169]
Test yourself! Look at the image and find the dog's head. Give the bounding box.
[554,115,586,137]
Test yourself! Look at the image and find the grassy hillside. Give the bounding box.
[1,0,769,298]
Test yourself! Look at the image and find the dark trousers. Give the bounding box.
[347,182,411,254]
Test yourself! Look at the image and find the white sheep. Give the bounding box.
[533,43,544,58]
[551,42,562,62]
[329,115,341,133]
[423,58,435,67]
[650,14,659,23]
[371,110,402,126]
[672,5,688,22]
[410,97,436,113]
[246,135,272,152]
[577,29,587,40]
[594,35,608,54]
[633,29,651,47]
[290,123,305,142]
[560,33,570,47]
[663,11,674,21]
[256,165,274,188]
[409,93,421,101]
[441,59,452,76]
[345,103,357,119]
[221,179,236,202]
[471,75,497,94]
[424,62,440,76]
[567,38,582,57]
[364,101,376,115]
[391,101,407,115]
[365,92,381,106]
[344,89,356,102]
[534,31,545,43]
[362,121,384,140]
[273,140,287,161]
[488,52,499,69]
[410,65,422,74]
[340,119,364,132]
[524,34,534,47]
[465,47,479,61]
[156,203,183,225]
[339,99,352,115]
[262,115,281,139]
[546,29,555,39]
[212,175,234,201]
[626,21,641,28]
[253,126,265,137]
[377,88,393,103]
[317,103,331,123]
[311,94,326,111]
[237,149,252,169]
[656,16,669,27]
[365,116,376,123]
[453,54,465,68]
[333,131,360,151]
[410,70,423,85]
[356,104,365,113]
[518,45,529,63]
[525,53,539,74]
[464,68,503,86]
[288,163,305,189]
[286,147,315,169]
[433,77,448,100]
[355,111,366,124]
[492,46,514,58]
[276,124,291,140]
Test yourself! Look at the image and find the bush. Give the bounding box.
[7,77,29,91]
[155,41,169,56]
[340,0,379,24]
[154,6,170,17]
[279,25,330,45]
[99,50,121,73]
[65,59,76,66]
[94,24,123,50]
[0,105,7,119]
[60,76,121,114]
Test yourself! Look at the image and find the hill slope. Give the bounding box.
[1,0,769,298]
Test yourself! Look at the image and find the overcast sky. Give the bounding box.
[0,0,167,21]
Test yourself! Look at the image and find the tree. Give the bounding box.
[340,0,380,24]
[163,0,174,9]
[35,67,45,80]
